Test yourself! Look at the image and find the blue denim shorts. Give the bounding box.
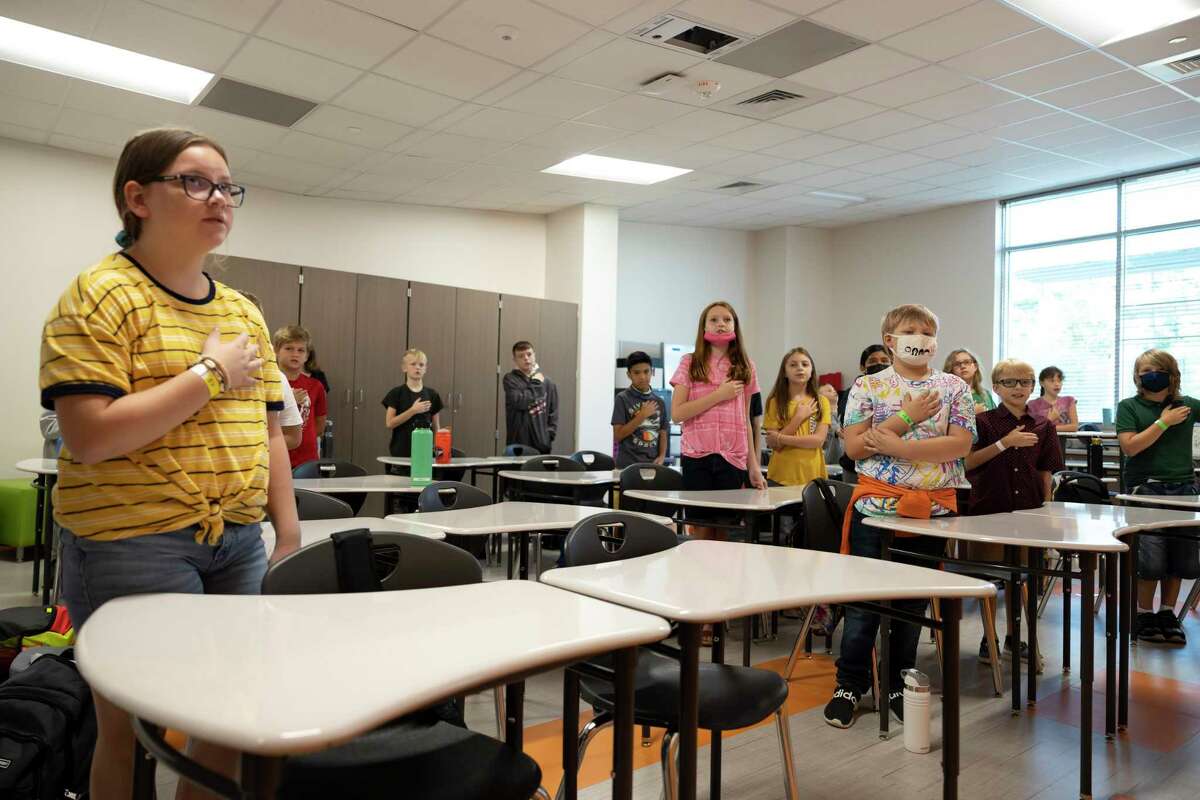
[59,522,267,629]
[1131,481,1200,581]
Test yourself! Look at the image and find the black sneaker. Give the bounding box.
[1158,608,1187,645]
[977,637,993,663]
[1002,635,1030,661]
[823,686,861,729]
[1135,611,1165,643]
[888,690,904,724]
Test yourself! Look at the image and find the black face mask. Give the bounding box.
[1140,371,1171,393]
[865,363,889,375]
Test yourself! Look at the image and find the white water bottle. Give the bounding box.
[902,668,931,754]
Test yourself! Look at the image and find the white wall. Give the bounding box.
[1,138,547,476]
[829,201,1000,380]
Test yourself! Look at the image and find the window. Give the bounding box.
[1001,165,1200,422]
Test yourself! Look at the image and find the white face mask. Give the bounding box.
[889,333,937,366]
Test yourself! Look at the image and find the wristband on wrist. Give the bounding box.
[200,356,230,392]
[189,362,223,399]
[1155,419,1170,432]
[995,440,1007,453]
[897,410,916,429]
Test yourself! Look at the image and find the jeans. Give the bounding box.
[835,510,947,695]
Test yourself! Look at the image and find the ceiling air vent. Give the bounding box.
[714,180,772,196]
[1165,55,1200,75]
[738,88,805,106]
[632,14,744,58]
[1141,48,1200,82]
[712,79,832,121]
[198,78,317,127]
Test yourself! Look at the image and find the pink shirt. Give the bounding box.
[671,352,760,470]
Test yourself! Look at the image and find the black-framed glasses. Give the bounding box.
[147,174,246,207]
[996,378,1035,388]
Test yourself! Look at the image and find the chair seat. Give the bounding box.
[278,719,541,800]
[579,650,788,731]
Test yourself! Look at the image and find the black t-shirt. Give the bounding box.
[382,385,444,457]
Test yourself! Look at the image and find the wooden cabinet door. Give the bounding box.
[538,299,579,455]
[407,281,457,408]
[298,267,357,462]
[208,255,300,334]
[451,288,499,457]
[352,275,408,473]
[497,294,540,450]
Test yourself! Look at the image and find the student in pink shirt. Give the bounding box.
[671,300,765,542]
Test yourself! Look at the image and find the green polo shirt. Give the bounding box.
[1115,393,1200,486]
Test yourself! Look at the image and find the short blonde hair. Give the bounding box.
[1134,349,1181,396]
[991,358,1034,385]
[272,324,310,351]
[880,304,939,341]
[403,348,427,363]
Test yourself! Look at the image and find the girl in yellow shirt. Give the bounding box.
[764,347,831,486]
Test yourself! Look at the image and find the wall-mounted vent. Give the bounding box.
[712,79,831,121]
[632,14,744,58]
[1141,48,1200,82]
[737,88,805,106]
[199,78,317,127]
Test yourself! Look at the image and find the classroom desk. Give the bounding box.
[15,458,57,604]
[76,581,671,800]
[497,469,619,508]
[542,539,994,800]
[260,516,446,552]
[378,455,536,501]
[1115,493,1200,510]
[385,501,673,579]
[865,511,1127,800]
[292,475,423,494]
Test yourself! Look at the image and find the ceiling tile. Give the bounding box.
[52,108,142,145]
[92,0,243,72]
[144,0,275,32]
[671,142,749,168]
[399,132,509,160]
[884,159,963,180]
[595,133,695,163]
[883,1,1039,62]
[323,188,401,202]
[762,132,856,159]
[993,51,1124,97]
[361,154,465,181]
[786,45,926,94]
[705,122,803,151]
[47,132,123,158]
[674,0,796,35]
[375,35,522,102]
[849,65,972,108]
[532,29,618,73]
[258,0,416,69]
[496,76,624,119]
[428,0,591,68]
[872,121,965,149]
[554,37,702,91]
[1037,70,1159,109]
[800,168,870,188]
[335,74,462,127]
[941,26,1083,80]
[471,71,545,106]
[274,130,373,169]
[810,0,974,41]
[576,95,693,131]
[991,112,1082,142]
[808,142,895,167]
[853,151,934,174]
[543,0,660,27]
[224,38,361,103]
[909,131,991,158]
[947,98,1051,131]
[523,121,629,151]
[1,0,104,37]
[709,151,791,176]
[773,96,886,130]
[444,106,560,141]
[1075,86,1183,121]
[334,172,427,195]
[293,106,410,149]
[1137,114,1200,141]
[0,95,60,131]
[1108,101,1200,134]
[0,120,49,145]
[236,169,319,194]
[335,0,459,30]
[655,62,776,109]
[0,62,70,107]
[825,109,927,141]
[645,109,758,142]
[902,82,1016,121]
[62,81,191,127]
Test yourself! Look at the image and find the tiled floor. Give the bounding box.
[2,547,1198,799]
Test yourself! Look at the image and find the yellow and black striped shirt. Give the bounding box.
[40,252,285,543]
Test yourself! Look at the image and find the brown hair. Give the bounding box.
[689,301,753,384]
[273,325,311,351]
[768,347,821,428]
[944,348,985,395]
[113,128,228,245]
[1133,349,1181,399]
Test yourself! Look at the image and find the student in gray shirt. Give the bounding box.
[611,351,669,468]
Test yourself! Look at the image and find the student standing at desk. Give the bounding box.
[39,127,301,799]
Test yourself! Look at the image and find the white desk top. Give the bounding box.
[621,486,806,512]
[1058,430,1118,439]
[1015,501,1200,536]
[261,517,445,550]
[384,502,672,536]
[863,512,1127,552]
[498,469,619,485]
[76,582,669,755]
[1116,493,1200,510]
[15,458,57,475]
[377,456,517,469]
[541,539,994,624]
[293,475,422,494]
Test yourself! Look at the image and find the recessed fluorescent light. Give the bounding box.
[0,16,214,103]
[809,190,866,202]
[1171,36,1190,44]
[542,154,691,185]
[1003,1,1200,46]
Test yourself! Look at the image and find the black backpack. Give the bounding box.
[0,651,96,800]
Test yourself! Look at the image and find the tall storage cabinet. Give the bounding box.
[351,275,408,473]
[298,268,358,459]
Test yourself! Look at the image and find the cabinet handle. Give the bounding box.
[457,392,463,413]
[358,388,364,404]
[345,388,351,405]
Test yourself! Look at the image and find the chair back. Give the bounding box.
[292,459,368,479]
[418,481,491,512]
[562,512,679,567]
[801,479,855,552]
[618,464,683,517]
[295,488,353,521]
[571,450,615,471]
[521,455,585,472]
[1054,470,1110,504]
[504,444,538,457]
[262,530,482,594]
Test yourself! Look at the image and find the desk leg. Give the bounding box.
[711,624,724,800]
[518,532,530,580]
[240,754,280,800]
[1105,552,1117,740]
[677,622,701,800]
[506,681,526,751]
[31,475,44,595]
[1063,550,1072,674]
[1080,553,1096,800]
[613,648,636,800]
[1027,547,1041,706]
[1006,545,1022,714]
[1118,545,1132,731]
[563,668,579,800]
[942,597,961,800]
[743,616,751,668]
[879,531,893,739]
[41,475,56,606]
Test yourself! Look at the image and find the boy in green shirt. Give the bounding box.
[1116,348,1200,645]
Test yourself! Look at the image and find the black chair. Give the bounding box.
[1054,470,1110,504]
[292,459,369,514]
[512,455,586,503]
[504,444,539,457]
[295,488,353,521]
[570,450,615,471]
[618,464,684,522]
[418,481,491,559]
[555,513,797,800]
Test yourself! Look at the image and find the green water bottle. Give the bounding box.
[410,426,433,487]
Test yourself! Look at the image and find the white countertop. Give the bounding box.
[384,501,673,536]
[377,456,525,469]
[1116,493,1200,510]
[293,475,423,494]
[620,486,806,512]
[863,512,1127,552]
[15,458,57,475]
[497,469,619,485]
[76,581,670,755]
[540,539,995,624]
[1015,501,1200,532]
[261,517,446,551]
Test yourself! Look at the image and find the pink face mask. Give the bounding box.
[704,331,736,344]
